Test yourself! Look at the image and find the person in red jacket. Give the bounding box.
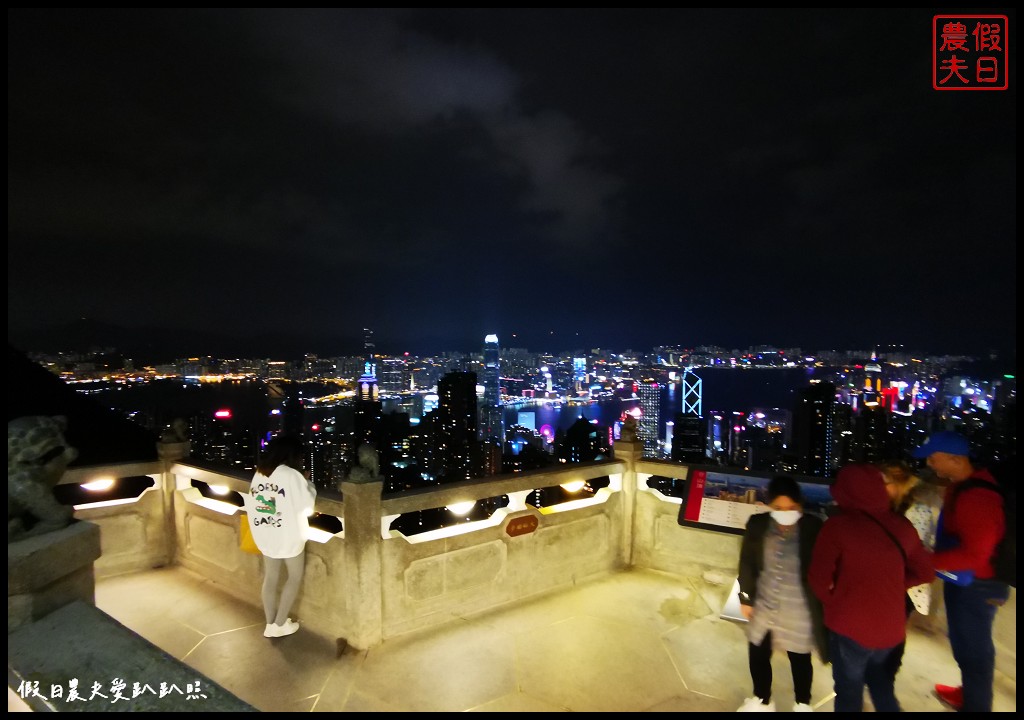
[913,431,1010,712]
[808,463,934,712]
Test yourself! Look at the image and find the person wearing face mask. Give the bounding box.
[808,463,934,713]
[736,475,827,712]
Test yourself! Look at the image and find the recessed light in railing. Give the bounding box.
[445,501,476,515]
[81,478,115,492]
[61,475,155,509]
[560,480,586,493]
[208,484,231,495]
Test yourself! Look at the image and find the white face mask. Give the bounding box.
[770,509,802,526]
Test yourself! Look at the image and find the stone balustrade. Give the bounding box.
[45,438,1015,683]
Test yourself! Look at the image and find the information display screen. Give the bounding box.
[677,465,833,535]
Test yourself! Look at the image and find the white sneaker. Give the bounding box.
[793,703,814,712]
[737,696,776,712]
[264,618,300,638]
[276,618,300,637]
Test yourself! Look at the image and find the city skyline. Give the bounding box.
[18,330,1012,371]
[8,9,1017,359]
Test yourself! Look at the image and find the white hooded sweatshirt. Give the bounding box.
[246,464,317,559]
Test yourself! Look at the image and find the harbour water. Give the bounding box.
[84,367,820,441]
[503,366,818,439]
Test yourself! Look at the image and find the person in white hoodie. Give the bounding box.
[247,433,317,638]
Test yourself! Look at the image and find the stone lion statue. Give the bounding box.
[357,444,380,478]
[8,415,78,542]
[620,415,639,442]
[340,444,381,488]
[159,417,189,443]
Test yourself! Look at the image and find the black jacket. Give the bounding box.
[738,511,828,662]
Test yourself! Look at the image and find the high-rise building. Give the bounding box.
[303,354,335,379]
[377,411,413,482]
[481,334,504,447]
[681,369,703,417]
[638,380,661,457]
[573,357,587,392]
[792,381,838,477]
[558,416,609,463]
[743,408,791,472]
[380,358,410,394]
[336,356,367,382]
[671,413,707,463]
[266,361,289,380]
[707,411,747,465]
[501,347,536,384]
[306,425,348,490]
[726,412,749,467]
[423,393,439,416]
[483,335,500,404]
[354,361,382,452]
[437,371,480,483]
[189,410,258,473]
[363,328,376,378]
[854,404,890,463]
[988,377,1017,465]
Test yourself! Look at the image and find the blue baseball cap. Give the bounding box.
[911,431,971,459]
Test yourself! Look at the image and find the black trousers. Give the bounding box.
[749,631,813,705]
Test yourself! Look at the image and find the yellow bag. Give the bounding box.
[239,513,260,554]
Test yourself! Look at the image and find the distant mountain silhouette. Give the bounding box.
[9,318,183,361]
[7,344,158,465]
[8,318,362,362]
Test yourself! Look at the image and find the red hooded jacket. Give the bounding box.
[808,464,934,649]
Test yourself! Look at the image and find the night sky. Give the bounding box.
[8,9,1017,359]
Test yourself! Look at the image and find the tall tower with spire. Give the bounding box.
[363,327,377,378]
[354,328,381,451]
[481,333,504,449]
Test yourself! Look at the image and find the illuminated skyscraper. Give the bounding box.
[638,380,661,457]
[483,334,500,404]
[354,360,382,452]
[423,393,439,415]
[380,358,410,394]
[481,334,504,447]
[363,327,376,378]
[573,357,587,392]
[681,369,703,417]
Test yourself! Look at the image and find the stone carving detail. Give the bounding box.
[9,415,78,542]
[342,444,381,487]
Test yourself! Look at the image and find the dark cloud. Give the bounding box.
[7,8,1017,358]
